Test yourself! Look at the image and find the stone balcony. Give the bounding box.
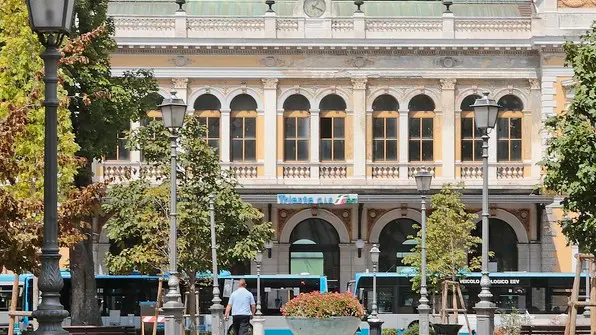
[96,160,538,189]
[111,14,534,42]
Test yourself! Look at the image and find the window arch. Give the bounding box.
[319,94,346,162]
[372,95,400,162]
[471,219,519,271]
[290,218,340,291]
[319,94,347,111]
[230,94,257,162]
[378,218,419,272]
[460,94,483,162]
[496,95,523,162]
[408,94,435,112]
[194,93,221,111]
[284,95,310,161]
[372,94,399,112]
[283,94,311,111]
[408,94,435,162]
[194,94,222,154]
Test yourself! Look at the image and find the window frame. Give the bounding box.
[196,110,221,155]
[496,111,523,162]
[460,112,484,162]
[230,111,257,162]
[319,111,346,162]
[283,111,310,162]
[372,111,399,162]
[408,112,434,162]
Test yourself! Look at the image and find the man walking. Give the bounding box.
[224,279,255,335]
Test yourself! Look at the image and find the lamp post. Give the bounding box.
[209,194,225,335]
[471,91,500,335]
[253,249,265,335]
[25,1,75,333]
[367,244,383,335]
[159,89,188,335]
[415,169,433,335]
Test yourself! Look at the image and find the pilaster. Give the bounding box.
[339,243,354,292]
[221,109,231,163]
[440,79,456,179]
[528,79,542,179]
[310,109,320,179]
[171,78,189,102]
[352,78,367,179]
[398,109,409,178]
[263,79,279,179]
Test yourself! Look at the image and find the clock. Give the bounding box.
[304,0,326,18]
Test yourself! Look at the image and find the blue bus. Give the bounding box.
[348,271,588,334]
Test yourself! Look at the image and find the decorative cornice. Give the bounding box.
[262,78,279,89]
[440,78,457,90]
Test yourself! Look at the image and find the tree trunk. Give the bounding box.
[69,229,102,326]
[188,275,197,335]
[69,163,102,326]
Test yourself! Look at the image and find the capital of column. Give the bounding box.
[221,108,231,114]
[351,77,368,90]
[310,108,321,115]
[529,78,541,90]
[172,78,188,89]
[440,78,457,90]
[262,78,279,90]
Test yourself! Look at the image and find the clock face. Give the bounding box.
[304,0,326,18]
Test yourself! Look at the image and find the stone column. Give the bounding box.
[339,243,354,292]
[528,79,542,178]
[310,109,320,179]
[399,109,409,178]
[276,244,290,274]
[352,78,367,180]
[517,243,531,271]
[440,79,457,180]
[221,109,231,163]
[263,79,279,179]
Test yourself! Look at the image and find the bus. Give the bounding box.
[1,272,162,330]
[349,271,589,334]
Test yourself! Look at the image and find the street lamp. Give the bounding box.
[159,89,187,335]
[26,0,75,333]
[367,244,383,335]
[415,169,433,335]
[356,239,365,258]
[471,91,500,335]
[209,194,225,335]
[253,248,265,335]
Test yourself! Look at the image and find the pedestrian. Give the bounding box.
[224,279,255,335]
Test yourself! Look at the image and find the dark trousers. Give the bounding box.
[232,315,251,335]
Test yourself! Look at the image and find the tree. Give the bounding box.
[60,0,158,324]
[103,116,274,334]
[403,185,481,294]
[543,26,596,255]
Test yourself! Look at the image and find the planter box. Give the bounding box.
[285,316,361,335]
[432,323,463,335]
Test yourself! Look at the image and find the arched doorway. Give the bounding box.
[379,218,419,272]
[289,218,340,291]
[471,219,519,271]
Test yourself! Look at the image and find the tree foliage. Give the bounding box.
[0,0,107,275]
[403,185,481,293]
[543,26,596,254]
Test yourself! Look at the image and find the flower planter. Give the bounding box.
[285,316,361,335]
[432,323,462,335]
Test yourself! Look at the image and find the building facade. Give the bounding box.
[91,0,595,291]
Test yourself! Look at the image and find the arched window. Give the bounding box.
[378,218,419,272]
[283,94,310,161]
[372,95,399,162]
[471,219,519,271]
[460,95,483,162]
[408,95,435,162]
[290,218,340,291]
[230,94,258,162]
[194,94,222,153]
[497,95,523,162]
[319,94,347,161]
